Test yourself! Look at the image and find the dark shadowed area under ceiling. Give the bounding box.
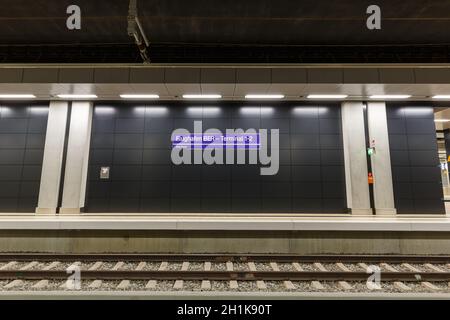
[0,0,450,63]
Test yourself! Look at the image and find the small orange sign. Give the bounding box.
[448,155,450,162]
[368,173,374,184]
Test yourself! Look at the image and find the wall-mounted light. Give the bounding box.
[187,107,222,115]
[146,107,169,116]
[307,94,348,99]
[28,107,49,115]
[120,94,160,99]
[369,95,411,99]
[57,94,98,99]
[244,94,285,99]
[182,94,222,99]
[94,107,116,115]
[434,119,450,122]
[240,107,263,115]
[0,94,36,99]
[260,107,275,115]
[432,95,450,100]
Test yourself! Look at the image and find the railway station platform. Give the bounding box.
[1,214,450,255]
[1,213,450,231]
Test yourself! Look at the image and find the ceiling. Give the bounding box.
[1,0,450,63]
[2,64,450,102]
[1,0,450,45]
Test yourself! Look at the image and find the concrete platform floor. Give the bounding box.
[1,214,450,255]
[0,213,450,231]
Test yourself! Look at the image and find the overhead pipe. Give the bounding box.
[127,0,151,63]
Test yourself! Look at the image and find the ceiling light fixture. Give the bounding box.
[57,94,98,99]
[0,94,36,99]
[434,119,450,122]
[244,94,285,99]
[307,94,348,99]
[120,94,160,99]
[182,94,222,99]
[432,95,450,100]
[369,95,411,99]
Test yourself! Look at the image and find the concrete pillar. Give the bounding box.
[367,102,397,215]
[341,102,372,215]
[60,101,93,214]
[36,101,69,214]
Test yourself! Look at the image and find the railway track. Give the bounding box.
[1,253,449,263]
[0,254,450,293]
[1,270,450,282]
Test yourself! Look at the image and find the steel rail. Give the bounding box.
[0,254,449,263]
[0,270,449,282]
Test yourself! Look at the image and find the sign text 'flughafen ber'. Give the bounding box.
[171,121,280,175]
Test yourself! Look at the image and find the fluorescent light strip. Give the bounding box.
[182,94,222,99]
[0,94,36,99]
[120,94,159,99]
[369,95,411,99]
[244,94,285,99]
[432,95,450,100]
[307,94,348,99]
[434,119,450,122]
[57,94,98,99]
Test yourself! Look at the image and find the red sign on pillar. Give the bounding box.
[368,172,374,184]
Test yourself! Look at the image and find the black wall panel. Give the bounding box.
[86,103,346,213]
[0,103,48,212]
[387,104,444,214]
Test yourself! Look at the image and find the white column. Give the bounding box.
[60,101,93,214]
[36,101,69,214]
[341,102,372,215]
[367,102,397,215]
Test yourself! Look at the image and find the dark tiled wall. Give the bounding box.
[0,103,48,212]
[86,103,346,213]
[387,104,444,214]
